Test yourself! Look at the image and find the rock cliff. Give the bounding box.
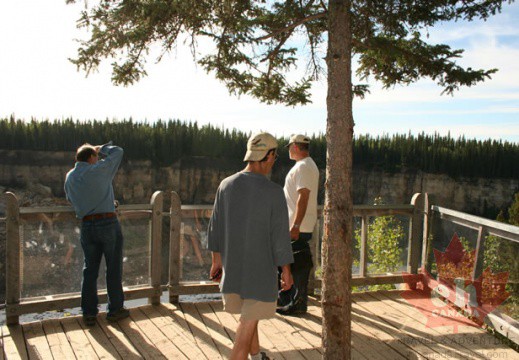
[0,149,517,213]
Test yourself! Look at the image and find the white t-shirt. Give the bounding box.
[283,157,319,233]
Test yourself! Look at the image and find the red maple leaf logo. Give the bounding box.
[401,233,510,333]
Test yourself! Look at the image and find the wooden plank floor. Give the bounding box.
[1,291,517,359]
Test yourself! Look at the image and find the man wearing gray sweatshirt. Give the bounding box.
[208,132,294,360]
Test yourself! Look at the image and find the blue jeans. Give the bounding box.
[80,217,124,316]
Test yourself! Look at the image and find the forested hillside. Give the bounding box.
[1,116,517,179]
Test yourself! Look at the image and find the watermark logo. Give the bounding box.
[401,233,509,333]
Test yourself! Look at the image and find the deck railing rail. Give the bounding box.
[428,204,519,344]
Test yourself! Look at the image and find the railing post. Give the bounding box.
[421,193,431,271]
[472,225,487,281]
[408,193,424,275]
[168,192,182,304]
[359,215,368,277]
[5,192,20,325]
[308,219,320,295]
[424,194,437,274]
[149,191,163,305]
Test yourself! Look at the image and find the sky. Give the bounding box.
[0,1,518,143]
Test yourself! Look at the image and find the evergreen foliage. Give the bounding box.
[484,193,519,317]
[65,0,508,104]
[353,198,406,291]
[1,116,517,179]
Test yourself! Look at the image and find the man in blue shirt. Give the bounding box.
[65,142,129,326]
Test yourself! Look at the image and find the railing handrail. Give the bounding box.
[18,203,153,215]
[3,203,416,218]
[316,204,415,217]
[431,205,519,243]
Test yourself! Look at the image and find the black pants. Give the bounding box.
[279,233,314,313]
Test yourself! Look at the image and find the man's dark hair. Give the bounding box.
[295,142,309,151]
[76,143,96,162]
[259,148,277,162]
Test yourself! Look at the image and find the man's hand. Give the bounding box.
[210,252,223,282]
[210,266,222,282]
[280,265,294,291]
[290,224,300,240]
[291,188,310,239]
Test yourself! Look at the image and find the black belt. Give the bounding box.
[83,212,117,221]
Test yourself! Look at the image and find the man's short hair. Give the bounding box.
[258,148,277,162]
[76,143,96,162]
[295,142,309,151]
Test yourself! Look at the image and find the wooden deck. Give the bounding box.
[1,291,517,359]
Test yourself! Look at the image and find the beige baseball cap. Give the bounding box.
[243,132,278,162]
[286,134,311,147]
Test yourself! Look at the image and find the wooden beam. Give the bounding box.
[8,286,155,317]
[310,273,423,288]
[432,205,519,243]
[359,215,368,277]
[316,204,415,217]
[421,193,431,270]
[169,283,220,296]
[408,193,424,275]
[149,191,163,305]
[486,311,519,346]
[308,219,320,295]
[472,225,487,281]
[169,192,182,303]
[5,192,20,325]
[19,203,153,215]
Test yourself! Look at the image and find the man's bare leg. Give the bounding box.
[231,318,259,360]
[249,324,260,357]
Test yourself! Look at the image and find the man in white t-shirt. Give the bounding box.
[280,134,319,315]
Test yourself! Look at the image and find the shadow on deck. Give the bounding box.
[1,291,516,359]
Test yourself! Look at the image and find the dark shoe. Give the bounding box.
[276,304,307,316]
[260,352,271,360]
[83,315,97,326]
[106,307,130,322]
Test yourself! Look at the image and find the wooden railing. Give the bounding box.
[428,205,519,276]
[2,191,429,325]
[171,194,429,296]
[4,191,167,325]
[3,190,518,345]
[307,193,427,290]
[428,205,519,344]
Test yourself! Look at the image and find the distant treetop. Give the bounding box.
[0,116,517,179]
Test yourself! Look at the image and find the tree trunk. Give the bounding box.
[322,0,353,358]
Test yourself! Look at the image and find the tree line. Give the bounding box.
[1,117,517,179]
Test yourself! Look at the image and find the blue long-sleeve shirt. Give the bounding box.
[64,143,123,219]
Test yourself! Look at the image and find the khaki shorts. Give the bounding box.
[223,293,276,320]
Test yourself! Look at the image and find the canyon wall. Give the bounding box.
[0,149,517,213]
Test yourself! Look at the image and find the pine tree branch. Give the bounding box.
[254,11,327,41]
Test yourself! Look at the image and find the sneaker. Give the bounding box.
[106,307,130,322]
[83,315,97,326]
[276,304,307,316]
[260,352,270,360]
[251,352,271,360]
